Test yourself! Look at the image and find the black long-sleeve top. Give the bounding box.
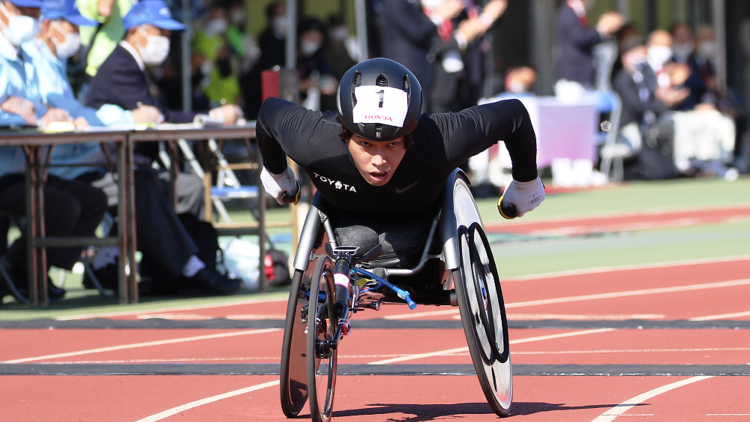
[257,97,538,216]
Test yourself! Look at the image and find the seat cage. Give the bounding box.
[292,169,477,280]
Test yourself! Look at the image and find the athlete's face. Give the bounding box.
[347,134,406,186]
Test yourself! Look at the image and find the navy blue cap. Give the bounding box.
[7,0,44,8]
[42,0,98,26]
[123,0,185,31]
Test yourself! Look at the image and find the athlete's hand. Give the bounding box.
[498,177,545,219]
[261,166,301,205]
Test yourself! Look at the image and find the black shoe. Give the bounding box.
[47,278,66,302]
[180,268,244,296]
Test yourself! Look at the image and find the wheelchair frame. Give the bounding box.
[280,169,513,421]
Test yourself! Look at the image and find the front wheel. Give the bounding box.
[307,256,338,422]
[454,225,512,416]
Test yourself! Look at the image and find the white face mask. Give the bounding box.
[205,18,227,36]
[300,40,320,57]
[51,21,80,59]
[420,0,445,10]
[229,9,244,26]
[137,28,170,66]
[672,42,694,61]
[507,80,526,93]
[697,40,716,59]
[0,3,40,46]
[272,16,286,37]
[330,26,347,42]
[647,45,672,71]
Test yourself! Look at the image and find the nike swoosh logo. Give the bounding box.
[395,181,419,194]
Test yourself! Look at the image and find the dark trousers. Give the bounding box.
[0,174,107,271]
[132,169,198,278]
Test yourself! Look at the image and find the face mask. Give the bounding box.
[51,21,80,59]
[0,3,40,46]
[697,40,716,59]
[421,0,445,10]
[229,9,244,26]
[300,40,320,57]
[672,42,694,61]
[272,16,286,37]
[137,28,170,66]
[647,45,672,70]
[330,26,348,42]
[205,18,227,36]
[507,80,526,93]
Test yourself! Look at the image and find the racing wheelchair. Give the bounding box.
[279,169,513,421]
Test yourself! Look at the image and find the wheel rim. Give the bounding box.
[468,223,510,364]
[455,227,513,415]
[308,257,337,422]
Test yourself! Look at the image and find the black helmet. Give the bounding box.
[337,58,422,142]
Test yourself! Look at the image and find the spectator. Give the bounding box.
[76,0,135,98]
[240,0,285,120]
[82,0,244,295]
[297,17,336,111]
[193,5,241,107]
[324,15,356,82]
[504,66,537,96]
[669,22,707,111]
[86,0,241,127]
[0,0,107,302]
[554,0,623,101]
[380,0,464,109]
[24,0,162,128]
[426,0,507,113]
[614,35,736,181]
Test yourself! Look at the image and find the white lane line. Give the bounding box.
[367,329,613,365]
[513,347,750,355]
[134,380,280,422]
[502,255,750,283]
[591,376,713,422]
[690,310,750,321]
[506,279,750,309]
[3,328,280,363]
[382,277,750,320]
[56,297,288,321]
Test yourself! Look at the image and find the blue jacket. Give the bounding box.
[22,38,133,180]
[0,35,49,179]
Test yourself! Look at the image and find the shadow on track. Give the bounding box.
[327,401,630,420]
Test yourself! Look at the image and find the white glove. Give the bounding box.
[260,167,299,205]
[498,177,545,218]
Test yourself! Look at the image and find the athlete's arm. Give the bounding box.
[430,98,538,182]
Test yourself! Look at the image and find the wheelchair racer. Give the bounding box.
[258,58,544,265]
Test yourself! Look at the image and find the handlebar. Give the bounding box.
[497,195,518,220]
[279,180,302,205]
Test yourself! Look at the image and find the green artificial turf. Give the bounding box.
[1,177,748,319]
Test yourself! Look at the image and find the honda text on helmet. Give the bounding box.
[337,57,422,142]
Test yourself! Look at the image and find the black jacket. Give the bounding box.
[380,0,441,91]
[257,97,538,216]
[612,65,667,128]
[85,45,198,124]
[554,3,602,85]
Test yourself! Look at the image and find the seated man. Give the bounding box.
[0,0,106,302]
[78,0,242,296]
[614,35,736,180]
[23,0,163,128]
[258,58,544,282]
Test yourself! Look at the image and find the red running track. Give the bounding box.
[2,258,749,420]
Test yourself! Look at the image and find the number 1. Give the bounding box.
[377,90,384,108]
